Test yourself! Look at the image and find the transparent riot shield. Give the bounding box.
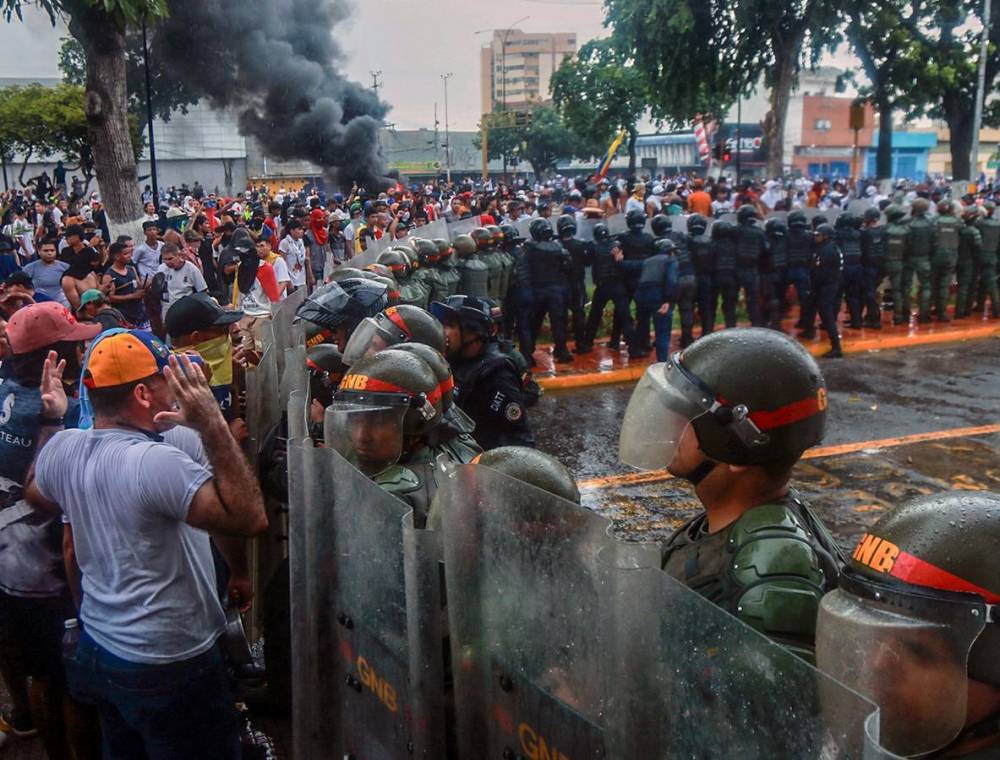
[606,213,628,236]
[447,217,480,241]
[847,199,875,217]
[438,463,657,759]
[271,288,306,377]
[280,345,307,403]
[244,345,280,459]
[419,219,448,240]
[288,418,447,759]
[514,218,534,242]
[577,218,597,242]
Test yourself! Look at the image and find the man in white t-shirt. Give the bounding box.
[277,220,309,291]
[132,221,164,281]
[157,243,207,319]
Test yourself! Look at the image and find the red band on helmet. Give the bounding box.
[748,395,822,431]
[384,307,412,337]
[891,551,1000,603]
[341,374,443,407]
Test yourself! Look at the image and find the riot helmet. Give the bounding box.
[911,197,930,216]
[625,208,646,231]
[650,214,672,237]
[499,224,522,247]
[593,222,611,243]
[453,234,478,258]
[471,227,492,250]
[737,204,759,224]
[485,225,504,247]
[687,214,708,235]
[884,205,906,224]
[391,342,456,412]
[936,199,954,215]
[817,492,1000,757]
[342,304,446,365]
[764,217,788,237]
[473,447,580,504]
[412,237,440,266]
[377,249,410,277]
[811,214,829,230]
[711,220,736,240]
[430,295,496,357]
[814,223,836,243]
[529,218,554,242]
[363,262,394,279]
[328,348,444,475]
[328,266,365,282]
[294,278,389,349]
[619,328,826,475]
[787,210,808,229]
[307,343,347,408]
[433,238,454,263]
[653,238,676,256]
[556,214,577,238]
[363,273,400,306]
[862,207,882,225]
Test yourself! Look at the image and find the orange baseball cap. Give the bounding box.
[82,330,172,389]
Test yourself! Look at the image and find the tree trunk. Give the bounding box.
[17,149,32,187]
[764,44,798,177]
[876,94,893,180]
[947,103,973,182]
[67,4,142,230]
[627,127,637,177]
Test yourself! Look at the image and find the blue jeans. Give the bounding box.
[66,631,240,760]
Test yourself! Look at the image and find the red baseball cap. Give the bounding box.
[6,302,101,354]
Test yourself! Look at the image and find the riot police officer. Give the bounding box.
[762,217,788,330]
[294,277,389,351]
[341,304,447,365]
[487,224,514,302]
[432,238,462,298]
[884,205,911,325]
[904,197,934,323]
[974,202,1000,318]
[711,219,739,329]
[431,295,535,450]
[453,233,489,299]
[835,212,864,329]
[472,227,503,301]
[618,237,679,360]
[734,205,766,326]
[653,213,697,346]
[377,248,429,309]
[524,217,573,364]
[956,207,982,319]
[932,200,962,322]
[582,222,636,355]
[860,206,886,328]
[411,238,449,304]
[556,214,594,353]
[817,492,1000,758]
[619,328,844,660]
[786,210,815,331]
[687,214,715,336]
[619,208,656,351]
[802,223,843,358]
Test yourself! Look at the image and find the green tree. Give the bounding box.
[58,33,197,133]
[2,0,167,225]
[475,104,586,179]
[550,38,651,175]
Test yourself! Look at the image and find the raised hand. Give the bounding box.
[40,350,68,421]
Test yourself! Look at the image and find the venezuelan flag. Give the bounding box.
[594,129,627,181]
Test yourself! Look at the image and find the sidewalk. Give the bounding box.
[531,311,1000,391]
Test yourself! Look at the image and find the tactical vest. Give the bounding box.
[908,216,934,258]
[457,258,489,299]
[786,228,813,267]
[689,234,714,276]
[525,240,568,288]
[562,238,592,282]
[861,225,886,268]
[976,217,1000,257]
[713,237,737,274]
[437,262,463,297]
[619,231,655,261]
[837,228,863,266]
[414,267,448,304]
[885,224,909,266]
[479,250,504,300]
[496,250,514,298]
[958,224,981,263]
[592,241,623,286]
[765,234,788,270]
[398,277,430,309]
[735,224,765,268]
[934,215,962,254]
[668,231,694,277]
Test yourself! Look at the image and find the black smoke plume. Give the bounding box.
[152,0,389,189]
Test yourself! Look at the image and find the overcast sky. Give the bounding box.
[0,0,611,132]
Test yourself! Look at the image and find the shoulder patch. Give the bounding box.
[504,402,523,422]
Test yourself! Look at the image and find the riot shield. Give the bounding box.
[577,218,597,242]
[419,219,448,240]
[447,217,480,240]
[606,213,628,236]
[514,218,534,242]
[271,288,306,377]
[280,345,307,403]
[245,344,280,459]
[847,199,875,217]
[438,463,656,759]
[288,417,447,759]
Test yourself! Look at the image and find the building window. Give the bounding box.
[814,119,832,131]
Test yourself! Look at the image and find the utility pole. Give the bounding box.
[442,73,453,184]
[971,0,992,187]
[370,70,383,99]
[141,16,159,210]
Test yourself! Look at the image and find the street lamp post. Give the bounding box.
[441,73,453,185]
[141,16,159,210]
[971,0,992,185]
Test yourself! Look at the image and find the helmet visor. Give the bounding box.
[324,399,407,476]
[618,360,713,470]
[341,317,398,365]
[816,581,986,757]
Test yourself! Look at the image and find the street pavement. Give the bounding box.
[532,339,1000,549]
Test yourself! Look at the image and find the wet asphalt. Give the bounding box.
[531,339,1000,548]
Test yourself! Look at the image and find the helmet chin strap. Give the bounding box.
[684,460,717,486]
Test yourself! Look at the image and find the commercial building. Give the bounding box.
[479,29,576,115]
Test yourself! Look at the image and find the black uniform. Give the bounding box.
[585,238,635,351]
[735,220,767,326]
[525,239,571,361]
[786,225,814,327]
[762,226,788,330]
[667,230,697,346]
[803,237,843,353]
[452,341,535,451]
[837,224,865,328]
[689,228,715,335]
[618,229,656,349]
[712,223,739,328]
[861,223,887,327]
[561,236,594,349]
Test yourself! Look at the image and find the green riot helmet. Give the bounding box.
[391,342,456,412]
[711,219,736,240]
[884,205,906,224]
[453,233,478,258]
[329,348,444,475]
[817,492,1000,757]
[625,208,646,230]
[471,227,492,251]
[363,273,400,306]
[472,446,580,504]
[764,217,788,237]
[377,249,410,277]
[528,218,554,242]
[787,210,808,229]
[485,224,504,247]
[363,262,394,279]
[342,304,446,365]
[394,238,417,257]
[294,278,389,349]
[307,343,347,407]
[650,214,672,237]
[593,222,611,243]
[737,204,759,224]
[432,238,454,262]
[862,207,882,225]
[936,199,954,215]
[653,237,676,256]
[619,328,827,475]
[687,213,708,235]
[963,206,982,223]
[911,197,930,215]
[328,266,365,282]
[412,237,440,266]
[556,214,577,238]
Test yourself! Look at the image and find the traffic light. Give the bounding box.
[712,143,723,161]
[722,146,732,163]
[513,111,532,128]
